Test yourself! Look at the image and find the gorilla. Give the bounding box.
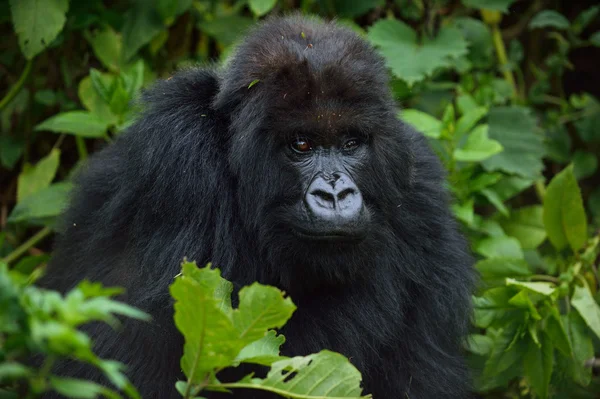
[43,14,474,399]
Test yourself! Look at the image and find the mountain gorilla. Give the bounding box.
[43,14,474,399]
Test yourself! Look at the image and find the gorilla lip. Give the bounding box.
[292,227,365,242]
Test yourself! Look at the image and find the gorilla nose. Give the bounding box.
[306,174,363,221]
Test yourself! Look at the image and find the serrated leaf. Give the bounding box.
[454,124,503,162]
[499,206,547,250]
[571,284,600,341]
[506,279,555,296]
[367,20,468,86]
[242,351,370,398]
[529,10,570,30]
[17,149,60,202]
[35,111,110,138]
[399,109,442,138]
[482,107,545,178]
[524,333,553,399]
[9,0,69,59]
[234,330,287,366]
[248,0,278,17]
[461,0,517,13]
[7,182,72,224]
[543,165,588,251]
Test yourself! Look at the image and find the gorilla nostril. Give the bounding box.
[310,189,335,209]
[337,188,355,202]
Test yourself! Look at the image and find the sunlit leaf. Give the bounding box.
[454,125,503,162]
[35,111,111,138]
[248,0,278,17]
[17,149,60,202]
[399,109,442,138]
[571,284,600,341]
[499,206,547,250]
[7,182,73,224]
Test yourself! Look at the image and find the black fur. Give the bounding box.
[43,14,474,399]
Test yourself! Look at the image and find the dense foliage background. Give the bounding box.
[1,0,600,398]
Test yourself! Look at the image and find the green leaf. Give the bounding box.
[35,111,111,138]
[454,18,493,68]
[476,258,531,280]
[9,0,69,59]
[333,0,384,18]
[156,0,193,24]
[399,109,442,138]
[590,187,600,224]
[499,206,547,250]
[482,324,524,380]
[572,150,598,180]
[248,0,278,17]
[84,26,122,72]
[17,149,60,202]
[506,279,555,296]
[482,107,545,179]
[49,377,117,399]
[545,308,572,357]
[89,69,114,104]
[529,10,570,30]
[234,330,287,366]
[564,312,594,385]
[198,16,254,47]
[466,334,494,356]
[524,333,553,399]
[0,135,25,169]
[78,75,119,124]
[508,290,541,320]
[543,165,588,251]
[479,188,509,217]
[473,287,517,328]
[590,31,600,47]
[7,182,72,224]
[367,20,468,86]
[0,362,32,380]
[574,6,599,34]
[475,236,523,259]
[461,0,517,12]
[455,106,488,139]
[122,0,164,61]
[454,124,503,162]
[571,284,600,341]
[237,350,370,398]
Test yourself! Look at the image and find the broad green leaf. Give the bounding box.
[399,109,442,138]
[17,149,60,202]
[85,26,122,72]
[49,377,117,399]
[454,124,503,162]
[238,351,370,398]
[35,111,111,138]
[529,10,570,30]
[508,290,540,320]
[571,284,600,341]
[524,333,553,399]
[490,176,535,201]
[563,312,593,385]
[475,236,523,259]
[9,0,69,59]
[506,279,555,296]
[482,324,524,380]
[452,199,475,226]
[546,308,572,357]
[482,107,545,179]
[499,206,547,250]
[334,0,384,18]
[468,172,502,193]
[122,0,164,61]
[78,74,119,124]
[455,106,488,139]
[453,18,493,68]
[198,16,254,47]
[367,20,468,86]
[476,258,531,280]
[234,330,287,366]
[461,0,517,12]
[480,188,509,217]
[232,283,296,344]
[249,0,278,17]
[572,150,598,180]
[543,165,588,251]
[466,334,494,356]
[170,264,240,380]
[473,287,517,328]
[7,182,73,224]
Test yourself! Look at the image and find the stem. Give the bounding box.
[530,274,559,284]
[534,180,546,202]
[1,226,52,265]
[75,136,88,160]
[183,309,207,399]
[0,59,34,111]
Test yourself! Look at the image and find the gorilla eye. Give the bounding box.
[290,138,312,154]
[342,139,361,151]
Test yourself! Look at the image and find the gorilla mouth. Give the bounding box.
[292,228,366,242]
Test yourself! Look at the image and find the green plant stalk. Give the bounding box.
[491,25,518,101]
[1,226,52,265]
[75,136,88,160]
[0,59,34,111]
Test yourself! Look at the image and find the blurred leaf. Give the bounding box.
[399,109,442,138]
[248,0,278,17]
[591,31,600,47]
[564,312,594,385]
[454,124,503,162]
[545,308,572,357]
[461,0,516,12]
[480,188,509,217]
[49,377,116,399]
[473,287,516,328]
[17,149,60,202]
[482,324,523,381]
[9,0,69,59]
[506,279,555,296]
[367,20,468,86]
[453,17,493,68]
[34,90,58,106]
[0,362,32,380]
[508,290,540,319]
[466,334,494,355]
[198,15,254,47]
[89,68,114,104]
[156,0,193,24]
[85,26,122,72]
[482,107,545,179]
[475,236,523,259]
[543,165,588,252]
[490,176,534,201]
[122,0,164,61]
[529,10,570,30]
[455,106,488,139]
[7,182,72,224]
[476,258,531,280]
[571,284,600,341]
[499,206,547,250]
[574,6,599,34]
[524,333,553,399]
[35,111,111,138]
[78,75,119,124]
[333,0,384,18]
[234,330,286,366]
[0,135,24,169]
[574,97,600,142]
[572,151,598,179]
[590,187,600,224]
